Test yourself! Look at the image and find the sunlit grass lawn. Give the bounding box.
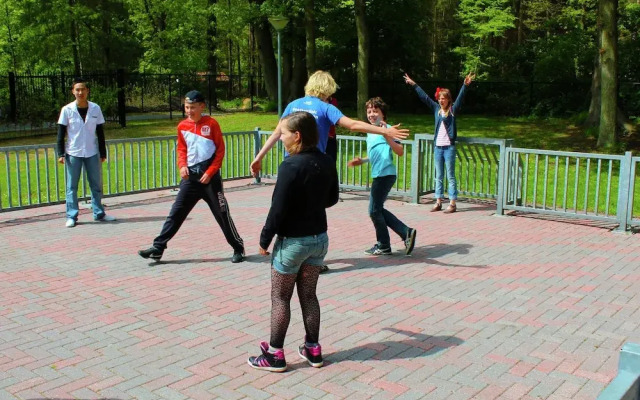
[1,111,637,218]
[0,110,602,153]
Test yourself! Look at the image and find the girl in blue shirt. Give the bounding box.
[348,97,417,256]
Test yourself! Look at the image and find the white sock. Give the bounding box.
[268,345,282,353]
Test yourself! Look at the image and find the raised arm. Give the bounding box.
[404,73,438,111]
[452,73,475,114]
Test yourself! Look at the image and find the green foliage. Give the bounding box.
[89,86,119,119]
[455,0,516,76]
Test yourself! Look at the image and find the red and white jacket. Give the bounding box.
[176,115,225,176]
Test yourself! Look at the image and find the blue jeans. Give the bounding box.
[65,154,105,220]
[369,175,408,248]
[434,145,458,200]
[271,232,329,274]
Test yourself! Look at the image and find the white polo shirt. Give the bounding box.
[57,101,105,158]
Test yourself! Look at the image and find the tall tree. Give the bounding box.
[598,0,618,148]
[304,0,315,75]
[354,0,368,121]
[208,0,218,74]
[69,0,82,75]
[0,0,20,71]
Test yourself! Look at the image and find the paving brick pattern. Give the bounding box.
[1,178,639,399]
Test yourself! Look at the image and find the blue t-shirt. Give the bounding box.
[282,96,344,153]
[367,125,397,178]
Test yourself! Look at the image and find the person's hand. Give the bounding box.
[250,158,262,178]
[347,157,363,167]
[101,157,106,163]
[199,172,212,184]
[180,166,189,180]
[259,247,270,256]
[464,72,476,86]
[386,124,410,140]
[58,157,65,164]
[403,73,416,86]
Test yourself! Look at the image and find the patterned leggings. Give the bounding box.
[269,265,321,349]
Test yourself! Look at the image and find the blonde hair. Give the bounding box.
[304,71,337,100]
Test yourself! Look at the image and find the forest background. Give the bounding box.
[0,0,639,148]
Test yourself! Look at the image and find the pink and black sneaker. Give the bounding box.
[298,339,323,368]
[248,341,287,372]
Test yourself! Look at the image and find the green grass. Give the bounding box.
[0,112,638,221]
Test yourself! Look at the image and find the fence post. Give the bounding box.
[208,74,212,115]
[250,74,255,111]
[60,71,66,99]
[9,72,17,123]
[529,78,535,113]
[168,74,172,120]
[410,138,422,203]
[116,69,126,127]
[496,140,508,215]
[615,151,633,232]
[253,127,261,184]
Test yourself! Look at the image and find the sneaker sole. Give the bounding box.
[405,230,417,255]
[364,251,392,255]
[298,348,323,368]
[247,359,287,372]
[138,252,162,261]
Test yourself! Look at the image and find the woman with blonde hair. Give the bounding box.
[250,70,410,176]
[248,111,338,372]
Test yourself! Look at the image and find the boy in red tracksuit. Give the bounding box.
[138,90,245,263]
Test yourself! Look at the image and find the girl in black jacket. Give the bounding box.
[249,111,339,372]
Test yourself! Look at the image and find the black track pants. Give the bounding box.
[153,173,244,253]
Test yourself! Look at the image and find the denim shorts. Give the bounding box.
[271,232,329,274]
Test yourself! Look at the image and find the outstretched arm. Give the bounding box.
[337,116,409,141]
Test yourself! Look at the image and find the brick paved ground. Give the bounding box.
[1,178,639,400]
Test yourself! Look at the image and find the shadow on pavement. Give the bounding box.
[328,328,464,362]
[146,254,262,266]
[324,243,487,272]
[103,216,170,224]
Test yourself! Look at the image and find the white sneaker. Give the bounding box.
[96,214,117,222]
[65,218,76,228]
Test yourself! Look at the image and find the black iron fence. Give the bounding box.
[0,70,267,138]
[1,70,638,138]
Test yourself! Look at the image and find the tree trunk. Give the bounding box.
[254,20,278,102]
[355,0,369,121]
[207,0,217,74]
[283,28,292,103]
[207,0,218,108]
[69,0,82,75]
[101,0,111,68]
[586,54,601,127]
[597,0,618,148]
[3,2,18,70]
[304,0,315,75]
[289,22,307,102]
[516,0,524,45]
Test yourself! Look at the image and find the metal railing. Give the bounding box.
[502,148,640,230]
[629,157,640,228]
[597,342,640,400]
[0,131,257,211]
[1,129,638,231]
[258,131,512,206]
